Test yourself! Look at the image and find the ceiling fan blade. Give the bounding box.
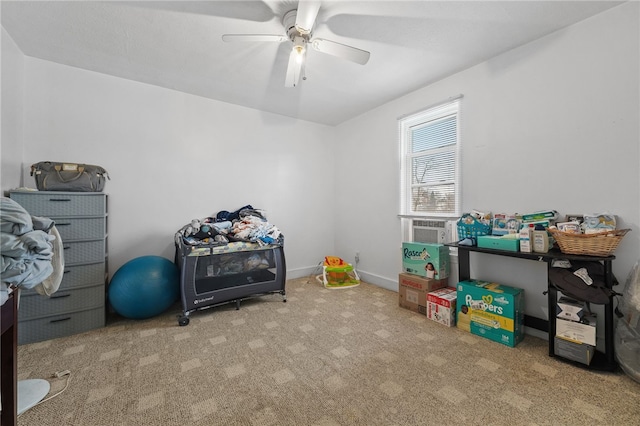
[310,38,370,65]
[122,1,277,22]
[295,0,321,34]
[222,34,287,43]
[285,49,304,88]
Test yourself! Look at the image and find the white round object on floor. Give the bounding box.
[17,379,50,415]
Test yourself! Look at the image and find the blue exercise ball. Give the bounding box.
[108,255,179,319]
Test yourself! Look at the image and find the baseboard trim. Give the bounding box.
[356,271,397,291]
[286,265,322,280]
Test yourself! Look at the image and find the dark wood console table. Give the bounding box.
[1,290,18,426]
[448,243,617,371]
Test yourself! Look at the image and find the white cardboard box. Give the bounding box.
[554,336,594,365]
[556,297,586,322]
[426,287,457,327]
[556,315,596,346]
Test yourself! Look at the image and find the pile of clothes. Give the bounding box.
[1,197,63,304]
[179,205,283,247]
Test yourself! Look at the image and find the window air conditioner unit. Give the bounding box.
[412,219,452,244]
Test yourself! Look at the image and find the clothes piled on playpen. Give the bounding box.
[174,206,287,325]
[177,205,283,247]
[175,205,283,277]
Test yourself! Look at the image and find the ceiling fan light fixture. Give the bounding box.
[292,36,307,63]
[223,3,370,87]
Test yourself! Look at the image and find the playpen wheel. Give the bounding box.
[281,291,287,302]
[178,316,190,326]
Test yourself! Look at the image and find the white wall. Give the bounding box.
[3,2,638,306]
[1,27,24,194]
[335,2,639,325]
[19,58,337,278]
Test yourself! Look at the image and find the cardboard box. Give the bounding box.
[427,287,457,326]
[401,242,450,279]
[521,219,553,229]
[521,210,558,222]
[492,213,521,236]
[556,315,597,346]
[398,273,448,315]
[456,280,525,347]
[477,235,520,252]
[554,336,594,365]
[556,297,586,322]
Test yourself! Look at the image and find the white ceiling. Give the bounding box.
[1,1,624,125]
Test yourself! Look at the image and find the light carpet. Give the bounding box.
[16,278,640,425]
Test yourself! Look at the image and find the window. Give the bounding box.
[399,98,461,218]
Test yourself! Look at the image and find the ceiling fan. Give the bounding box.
[222,1,370,88]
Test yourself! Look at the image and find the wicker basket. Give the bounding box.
[547,228,630,256]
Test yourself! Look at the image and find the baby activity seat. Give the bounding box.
[318,256,360,289]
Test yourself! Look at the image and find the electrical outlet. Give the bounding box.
[355,251,360,264]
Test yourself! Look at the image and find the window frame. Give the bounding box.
[399,98,461,219]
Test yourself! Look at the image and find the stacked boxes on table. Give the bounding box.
[554,297,596,365]
[399,243,454,324]
[456,280,525,347]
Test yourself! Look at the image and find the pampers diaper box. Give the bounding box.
[401,242,450,279]
[456,280,525,347]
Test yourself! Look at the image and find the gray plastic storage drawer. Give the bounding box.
[18,306,106,345]
[10,191,106,217]
[9,190,108,345]
[63,240,106,264]
[53,217,106,241]
[60,262,106,290]
[18,284,105,320]
[21,262,106,295]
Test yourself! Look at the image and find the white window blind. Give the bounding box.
[399,98,461,218]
